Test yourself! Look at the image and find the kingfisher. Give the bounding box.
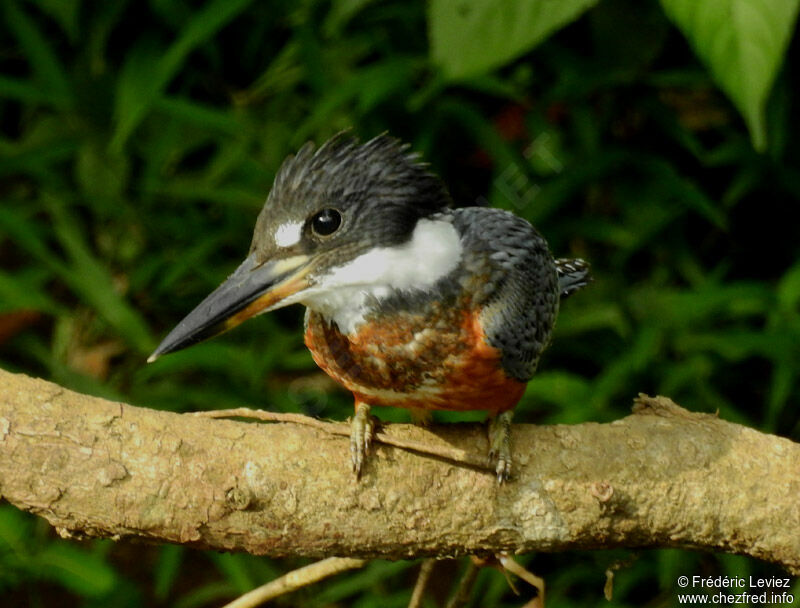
[149,134,589,481]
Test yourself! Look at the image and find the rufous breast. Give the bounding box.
[303,298,526,414]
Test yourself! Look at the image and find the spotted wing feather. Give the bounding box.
[453,207,559,382]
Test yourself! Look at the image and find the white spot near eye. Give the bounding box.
[300,218,463,334]
[274,221,303,248]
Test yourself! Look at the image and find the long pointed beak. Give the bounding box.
[148,253,311,362]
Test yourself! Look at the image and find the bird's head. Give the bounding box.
[149,133,459,361]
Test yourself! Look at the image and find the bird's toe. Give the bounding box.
[350,402,375,477]
[488,410,514,484]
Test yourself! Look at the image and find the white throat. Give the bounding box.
[301,217,462,334]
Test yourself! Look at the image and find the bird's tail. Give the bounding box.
[556,258,591,299]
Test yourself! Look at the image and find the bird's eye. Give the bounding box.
[311,208,342,236]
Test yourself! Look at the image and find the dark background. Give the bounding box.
[1,0,799,605]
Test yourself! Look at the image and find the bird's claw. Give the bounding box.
[488,411,513,483]
[493,452,512,484]
[350,402,375,477]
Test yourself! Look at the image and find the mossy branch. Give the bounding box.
[0,368,798,574]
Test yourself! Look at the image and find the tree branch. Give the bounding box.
[1,368,798,574]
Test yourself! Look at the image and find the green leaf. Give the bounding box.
[209,553,255,594]
[0,204,155,354]
[591,325,663,408]
[28,0,81,41]
[676,329,793,361]
[0,506,33,560]
[629,283,769,329]
[0,75,52,105]
[295,58,419,141]
[766,358,796,430]
[37,543,117,597]
[173,581,237,608]
[154,97,245,135]
[429,0,600,80]
[86,1,131,72]
[776,259,800,311]
[48,203,155,353]
[111,0,255,149]
[525,370,593,417]
[0,136,78,181]
[0,268,63,315]
[660,0,800,151]
[635,155,728,229]
[323,0,380,35]
[555,302,630,338]
[154,545,184,600]
[311,560,409,606]
[3,0,73,109]
[75,141,130,199]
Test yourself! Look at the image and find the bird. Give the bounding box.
[148,133,590,482]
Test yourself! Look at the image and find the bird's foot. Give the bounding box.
[488,411,513,483]
[350,402,375,477]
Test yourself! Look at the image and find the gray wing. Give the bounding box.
[453,207,559,382]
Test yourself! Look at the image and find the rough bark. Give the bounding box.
[0,368,798,574]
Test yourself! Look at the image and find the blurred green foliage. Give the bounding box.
[1,0,799,606]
